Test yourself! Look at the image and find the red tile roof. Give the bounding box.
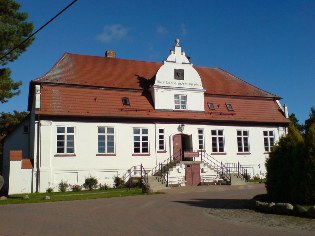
[38,85,289,124]
[32,53,288,124]
[35,53,279,98]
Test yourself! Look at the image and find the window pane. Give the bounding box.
[57,148,64,153]
[107,135,114,141]
[142,142,148,148]
[133,129,140,134]
[98,135,105,142]
[243,131,248,136]
[98,146,105,153]
[134,142,140,148]
[211,130,216,135]
[134,136,140,141]
[57,127,65,133]
[174,95,179,99]
[134,147,140,153]
[107,128,114,134]
[263,131,268,136]
[57,141,64,148]
[237,131,241,136]
[269,131,273,136]
[142,129,148,134]
[142,147,148,153]
[67,135,74,141]
[57,135,64,141]
[218,130,223,136]
[67,127,74,133]
[159,129,164,133]
[98,127,105,133]
[67,147,74,153]
[107,146,114,153]
[198,129,203,134]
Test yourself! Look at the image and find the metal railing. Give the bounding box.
[122,164,148,187]
[150,150,182,187]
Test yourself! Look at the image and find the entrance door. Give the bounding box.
[185,164,201,186]
[173,134,182,161]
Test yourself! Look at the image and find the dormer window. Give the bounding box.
[208,102,215,110]
[122,97,130,106]
[226,103,234,111]
[174,69,184,80]
[174,94,187,110]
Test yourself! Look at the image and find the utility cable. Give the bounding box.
[0,0,79,61]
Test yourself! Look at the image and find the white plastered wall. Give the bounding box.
[35,120,286,192]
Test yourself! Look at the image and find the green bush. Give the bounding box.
[265,123,315,204]
[46,187,54,193]
[71,184,82,192]
[83,176,98,190]
[98,183,109,190]
[58,180,69,192]
[114,176,125,188]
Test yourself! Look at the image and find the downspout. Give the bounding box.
[36,115,41,192]
[154,123,157,166]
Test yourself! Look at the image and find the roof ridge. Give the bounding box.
[214,68,281,99]
[64,52,163,65]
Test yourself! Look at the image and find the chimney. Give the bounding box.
[284,104,289,118]
[105,50,116,58]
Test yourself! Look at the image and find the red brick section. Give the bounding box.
[9,150,22,161]
[21,159,33,169]
[37,84,289,124]
[35,53,278,98]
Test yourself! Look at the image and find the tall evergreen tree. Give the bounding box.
[305,107,315,136]
[0,0,34,103]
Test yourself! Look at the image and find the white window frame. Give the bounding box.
[198,129,204,150]
[174,94,187,110]
[211,130,224,153]
[263,130,275,152]
[237,130,250,153]
[158,128,165,151]
[57,126,75,154]
[133,128,149,154]
[98,127,115,154]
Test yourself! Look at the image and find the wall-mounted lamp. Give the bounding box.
[178,124,185,132]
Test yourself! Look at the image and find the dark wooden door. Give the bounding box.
[185,164,201,186]
[173,134,182,161]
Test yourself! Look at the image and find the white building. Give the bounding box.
[2,40,289,194]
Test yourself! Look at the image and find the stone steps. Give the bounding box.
[147,176,170,192]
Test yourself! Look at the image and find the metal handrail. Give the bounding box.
[202,152,231,182]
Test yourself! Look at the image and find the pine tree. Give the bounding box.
[0,0,34,103]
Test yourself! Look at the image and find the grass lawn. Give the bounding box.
[0,188,144,205]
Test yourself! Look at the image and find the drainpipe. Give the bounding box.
[36,115,41,192]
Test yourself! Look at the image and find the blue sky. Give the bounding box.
[2,0,314,123]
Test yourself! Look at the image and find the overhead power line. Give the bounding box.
[0,0,79,61]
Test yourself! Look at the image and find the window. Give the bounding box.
[98,127,115,154]
[211,130,224,153]
[198,129,204,150]
[207,103,215,110]
[133,128,149,154]
[174,94,187,110]
[174,69,184,80]
[122,97,130,106]
[226,103,234,111]
[158,129,165,151]
[263,131,275,152]
[237,130,249,152]
[57,127,75,154]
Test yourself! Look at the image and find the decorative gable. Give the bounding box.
[151,39,205,112]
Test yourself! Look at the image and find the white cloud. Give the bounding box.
[96,24,130,43]
[180,23,187,35]
[156,25,168,35]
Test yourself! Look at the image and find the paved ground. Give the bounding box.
[0,184,314,236]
